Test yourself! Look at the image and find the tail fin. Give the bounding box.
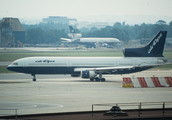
[68,26,82,39]
[69,26,76,33]
[123,31,167,57]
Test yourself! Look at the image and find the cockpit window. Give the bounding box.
[12,62,18,65]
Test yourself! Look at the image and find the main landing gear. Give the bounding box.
[32,74,36,81]
[90,77,106,82]
[90,73,106,82]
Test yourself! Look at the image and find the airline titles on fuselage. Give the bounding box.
[35,60,55,63]
[29,60,60,66]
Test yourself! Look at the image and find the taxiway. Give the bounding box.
[0,70,172,116]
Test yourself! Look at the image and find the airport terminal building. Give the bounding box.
[43,16,77,25]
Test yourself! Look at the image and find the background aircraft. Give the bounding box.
[61,26,121,48]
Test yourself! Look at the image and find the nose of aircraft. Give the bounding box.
[7,65,12,71]
[7,65,10,70]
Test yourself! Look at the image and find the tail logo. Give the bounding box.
[148,33,162,54]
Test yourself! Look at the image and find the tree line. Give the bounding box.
[22,20,172,44]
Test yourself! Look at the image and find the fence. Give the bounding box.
[92,102,172,116]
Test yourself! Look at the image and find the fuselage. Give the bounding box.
[79,38,120,43]
[7,56,164,75]
[73,38,120,47]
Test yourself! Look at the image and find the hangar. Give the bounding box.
[0,18,25,47]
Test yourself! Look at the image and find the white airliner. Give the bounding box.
[60,26,120,48]
[7,31,168,81]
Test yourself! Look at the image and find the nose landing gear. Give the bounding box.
[32,74,36,81]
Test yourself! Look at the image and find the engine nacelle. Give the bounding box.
[81,70,96,79]
[74,34,82,38]
[123,47,148,57]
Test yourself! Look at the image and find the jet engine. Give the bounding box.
[74,34,82,38]
[81,70,96,79]
[123,47,147,57]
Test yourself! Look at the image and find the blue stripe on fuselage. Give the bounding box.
[7,66,152,75]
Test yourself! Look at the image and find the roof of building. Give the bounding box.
[12,18,25,31]
[0,18,25,31]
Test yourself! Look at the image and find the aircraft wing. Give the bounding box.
[137,60,170,67]
[60,38,72,42]
[74,61,170,73]
[74,66,135,73]
[60,38,80,42]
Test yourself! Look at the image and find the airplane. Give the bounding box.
[7,31,169,82]
[60,26,121,48]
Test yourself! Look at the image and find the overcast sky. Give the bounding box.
[1,0,172,24]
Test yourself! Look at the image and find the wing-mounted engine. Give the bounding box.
[81,70,97,79]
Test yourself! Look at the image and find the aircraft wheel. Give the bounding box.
[32,74,36,81]
[101,78,105,82]
[90,78,94,81]
[95,77,100,81]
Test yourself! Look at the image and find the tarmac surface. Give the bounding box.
[0,70,172,117]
